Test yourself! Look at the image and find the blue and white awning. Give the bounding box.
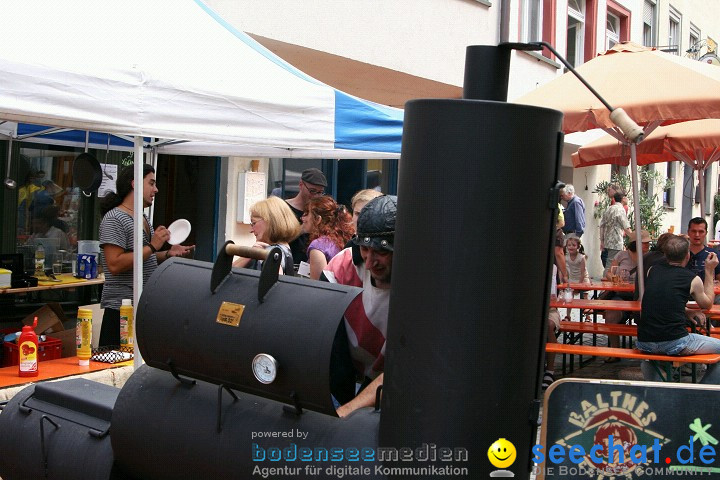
[0,0,402,158]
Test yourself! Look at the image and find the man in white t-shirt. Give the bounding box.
[324,195,396,417]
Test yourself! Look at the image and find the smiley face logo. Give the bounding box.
[488,438,516,469]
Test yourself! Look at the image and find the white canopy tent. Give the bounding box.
[0,0,403,365]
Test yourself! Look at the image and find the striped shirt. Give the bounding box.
[324,248,389,380]
[99,208,158,310]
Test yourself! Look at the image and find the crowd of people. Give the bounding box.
[545,181,720,387]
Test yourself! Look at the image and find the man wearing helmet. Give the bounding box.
[323,195,396,417]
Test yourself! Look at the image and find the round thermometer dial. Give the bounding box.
[252,353,278,384]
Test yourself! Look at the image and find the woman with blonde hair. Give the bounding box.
[301,196,354,279]
[233,196,300,273]
[350,189,383,231]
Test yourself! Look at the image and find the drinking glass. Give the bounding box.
[620,270,630,284]
[609,266,618,284]
[52,253,63,275]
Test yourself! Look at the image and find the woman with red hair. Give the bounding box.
[301,196,354,280]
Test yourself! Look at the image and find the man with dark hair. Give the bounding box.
[324,195,396,416]
[285,168,327,265]
[638,235,720,384]
[686,217,720,281]
[599,191,632,275]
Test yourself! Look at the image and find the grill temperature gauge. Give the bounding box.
[252,353,278,384]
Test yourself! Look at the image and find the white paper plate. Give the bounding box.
[167,219,191,245]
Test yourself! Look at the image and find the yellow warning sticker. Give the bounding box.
[215,301,245,327]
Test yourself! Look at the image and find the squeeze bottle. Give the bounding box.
[77,308,93,366]
[34,242,45,276]
[18,317,39,377]
[119,299,134,349]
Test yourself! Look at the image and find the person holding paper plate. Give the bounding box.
[301,196,354,280]
[98,163,194,347]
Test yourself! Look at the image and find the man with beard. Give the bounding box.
[323,195,396,416]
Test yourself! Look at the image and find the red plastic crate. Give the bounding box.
[2,332,63,367]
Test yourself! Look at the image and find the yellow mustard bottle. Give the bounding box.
[119,299,134,351]
[76,308,92,366]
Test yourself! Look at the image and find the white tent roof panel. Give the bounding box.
[0,0,402,157]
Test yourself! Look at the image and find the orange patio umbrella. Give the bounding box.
[571,119,720,216]
[516,42,720,295]
[517,42,720,134]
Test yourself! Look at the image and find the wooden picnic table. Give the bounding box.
[551,298,720,314]
[0,273,104,295]
[0,355,131,389]
[550,298,640,311]
[559,281,720,295]
[559,281,634,293]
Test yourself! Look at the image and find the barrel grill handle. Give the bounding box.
[211,241,283,302]
[257,246,283,303]
[224,244,270,260]
[211,241,270,293]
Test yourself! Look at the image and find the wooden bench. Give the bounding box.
[546,343,720,383]
[558,321,720,339]
[556,321,638,373]
[558,321,636,336]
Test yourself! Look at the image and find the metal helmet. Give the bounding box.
[353,195,397,252]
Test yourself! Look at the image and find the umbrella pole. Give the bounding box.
[630,143,645,299]
[698,168,706,221]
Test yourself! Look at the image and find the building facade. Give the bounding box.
[207,1,720,275]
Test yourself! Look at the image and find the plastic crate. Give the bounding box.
[2,334,63,367]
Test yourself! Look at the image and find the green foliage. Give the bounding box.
[120,152,134,167]
[592,166,674,238]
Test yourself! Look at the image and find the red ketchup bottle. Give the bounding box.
[18,316,39,377]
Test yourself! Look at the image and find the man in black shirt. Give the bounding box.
[637,235,720,383]
[285,168,327,265]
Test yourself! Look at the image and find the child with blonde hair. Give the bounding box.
[565,235,589,284]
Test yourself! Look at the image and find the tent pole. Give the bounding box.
[147,144,157,224]
[630,143,645,299]
[133,137,144,370]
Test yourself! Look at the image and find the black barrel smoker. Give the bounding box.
[109,244,381,479]
[0,378,119,479]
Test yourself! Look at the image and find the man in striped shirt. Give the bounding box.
[324,195,396,417]
[99,164,193,347]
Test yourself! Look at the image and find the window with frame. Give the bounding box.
[688,24,700,58]
[521,0,543,42]
[669,7,682,55]
[567,0,585,67]
[664,162,676,207]
[643,0,656,47]
[606,12,620,50]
